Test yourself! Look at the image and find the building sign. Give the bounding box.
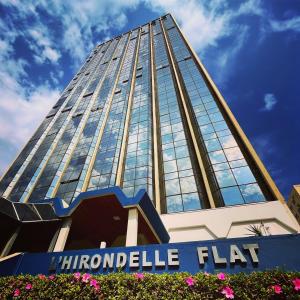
[1,234,300,276]
[49,243,259,272]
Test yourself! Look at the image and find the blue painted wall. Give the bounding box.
[1,234,300,276]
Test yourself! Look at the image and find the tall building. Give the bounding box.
[0,14,299,257]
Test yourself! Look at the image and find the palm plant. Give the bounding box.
[246,224,263,236]
[246,221,271,236]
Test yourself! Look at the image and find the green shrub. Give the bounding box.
[0,270,299,299]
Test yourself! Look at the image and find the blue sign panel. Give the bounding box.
[1,234,300,277]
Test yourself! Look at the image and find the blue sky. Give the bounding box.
[0,0,299,199]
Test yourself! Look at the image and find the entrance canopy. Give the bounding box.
[0,187,169,256]
[51,187,170,249]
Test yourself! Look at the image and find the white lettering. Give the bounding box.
[79,255,90,269]
[168,249,179,266]
[212,246,227,264]
[230,245,247,263]
[116,252,127,269]
[142,251,152,267]
[155,250,165,267]
[73,255,79,269]
[103,253,114,269]
[90,254,101,269]
[61,256,72,270]
[129,251,139,268]
[197,247,208,265]
[243,244,259,263]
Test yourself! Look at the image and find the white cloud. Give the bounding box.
[143,0,265,87]
[261,93,278,111]
[43,46,60,62]
[270,16,300,33]
[27,28,61,63]
[0,0,272,71]
[0,140,18,175]
[0,39,12,54]
[62,22,92,67]
[236,0,264,16]
[35,0,140,67]
[0,11,61,174]
[146,0,230,52]
[0,73,60,146]
[145,0,270,55]
[214,24,249,83]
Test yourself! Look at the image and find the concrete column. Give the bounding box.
[1,226,20,258]
[47,226,60,252]
[100,241,106,249]
[52,218,72,252]
[125,208,138,247]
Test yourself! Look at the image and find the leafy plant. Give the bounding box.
[0,270,299,299]
[246,224,263,236]
[246,221,271,237]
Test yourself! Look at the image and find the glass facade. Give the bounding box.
[153,21,203,213]
[0,14,273,213]
[122,24,153,200]
[87,31,137,191]
[162,15,265,206]
[57,36,125,203]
